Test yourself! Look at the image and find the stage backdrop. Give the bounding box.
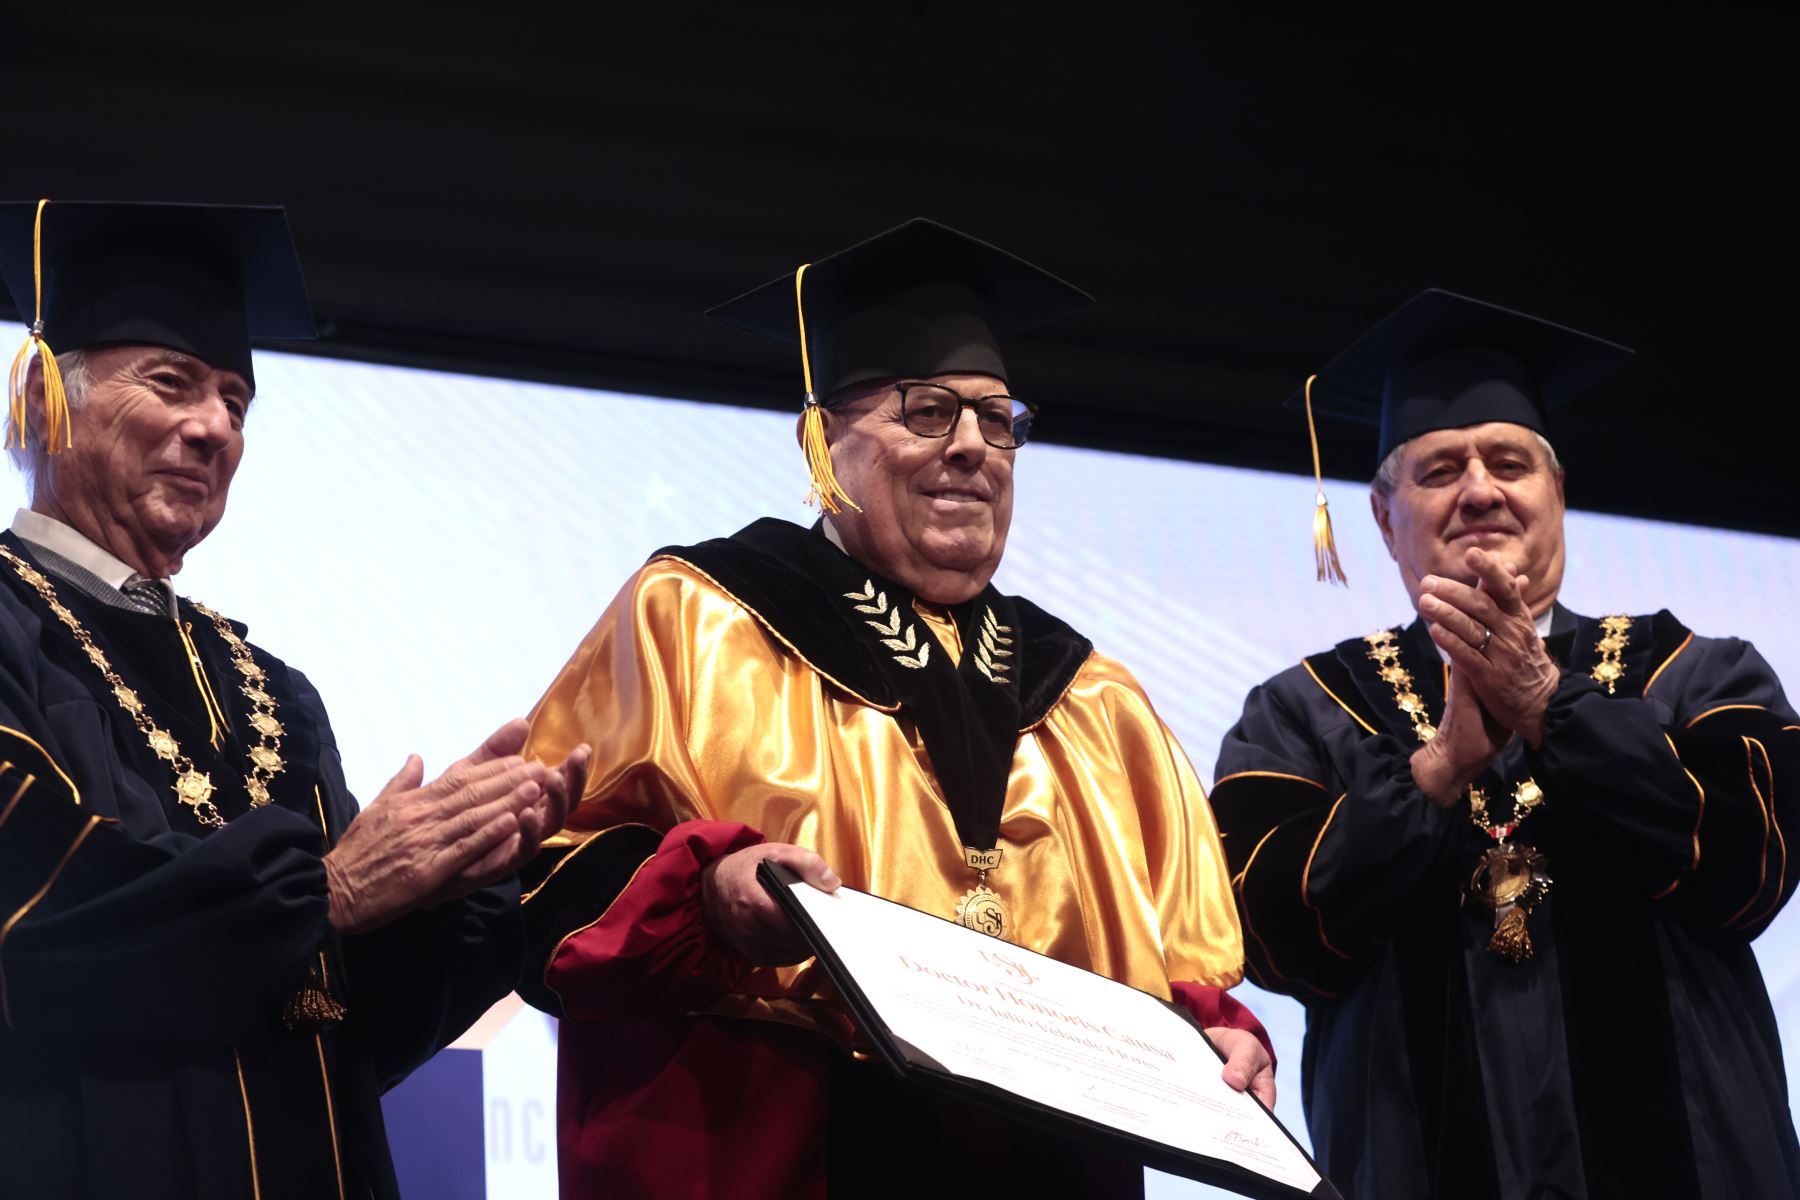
[8,335,1795,1198]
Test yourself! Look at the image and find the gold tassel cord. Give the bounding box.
[7,199,72,454]
[1305,373,1347,585]
[794,263,859,514]
[1488,906,1533,963]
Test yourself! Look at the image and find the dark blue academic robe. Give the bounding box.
[1212,606,1800,1199]
[0,532,522,1200]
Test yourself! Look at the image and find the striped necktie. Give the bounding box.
[121,578,171,617]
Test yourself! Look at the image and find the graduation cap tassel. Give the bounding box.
[794,263,860,515]
[1305,374,1348,586]
[6,200,73,455]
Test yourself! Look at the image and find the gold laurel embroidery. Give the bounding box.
[974,607,1014,684]
[842,580,930,669]
[1591,615,1634,695]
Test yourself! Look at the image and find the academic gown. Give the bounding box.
[0,532,523,1200]
[1211,605,1800,1200]
[519,519,1267,1200]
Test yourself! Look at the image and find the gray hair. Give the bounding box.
[7,347,92,493]
[1370,428,1562,497]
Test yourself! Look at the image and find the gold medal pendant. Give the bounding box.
[954,846,1008,939]
[955,885,1009,940]
[1468,843,1551,963]
[175,769,224,828]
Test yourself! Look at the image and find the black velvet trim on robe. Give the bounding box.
[657,517,1094,855]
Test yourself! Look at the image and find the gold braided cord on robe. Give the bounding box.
[525,557,1245,1042]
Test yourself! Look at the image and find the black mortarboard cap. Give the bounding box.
[706,217,1093,400]
[1295,288,1634,464]
[0,201,315,391]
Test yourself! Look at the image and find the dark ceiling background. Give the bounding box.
[5,3,1794,535]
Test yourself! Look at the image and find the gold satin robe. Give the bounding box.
[525,556,1245,1040]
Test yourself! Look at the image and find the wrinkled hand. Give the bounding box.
[520,738,591,855]
[701,842,840,966]
[323,720,555,935]
[1419,547,1561,745]
[1411,662,1511,808]
[1207,1026,1276,1108]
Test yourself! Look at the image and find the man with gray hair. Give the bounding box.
[0,200,588,1200]
[1211,289,1800,1198]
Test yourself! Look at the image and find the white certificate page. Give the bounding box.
[780,878,1322,1194]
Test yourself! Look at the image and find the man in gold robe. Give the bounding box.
[520,219,1270,1198]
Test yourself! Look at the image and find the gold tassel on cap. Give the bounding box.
[6,199,72,455]
[1305,373,1347,585]
[794,263,859,515]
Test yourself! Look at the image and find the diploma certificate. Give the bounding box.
[760,863,1341,1200]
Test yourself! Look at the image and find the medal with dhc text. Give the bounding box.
[954,845,1009,940]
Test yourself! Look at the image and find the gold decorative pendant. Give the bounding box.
[955,885,1009,940]
[1468,843,1551,963]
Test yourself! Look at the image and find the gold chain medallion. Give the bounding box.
[1,546,285,826]
[1364,629,1436,743]
[1367,626,1553,961]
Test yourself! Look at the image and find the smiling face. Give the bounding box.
[31,343,251,577]
[816,372,1016,604]
[1370,421,1567,617]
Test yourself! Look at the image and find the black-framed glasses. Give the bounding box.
[895,382,1037,449]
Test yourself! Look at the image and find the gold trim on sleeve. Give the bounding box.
[1652,732,1705,900]
[0,812,100,1028]
[521,822,657,905]
[1234,823,1338,999]
[1734,736,1787,931]
[541,849,662,1011]
[0,768,33,832]
[0,723,82,806]
[1685,703,1769,729]
[1301,794,1353,960]
[1724,736,1774,927]
[1213,770,1328,790]
[1643,631,1695,697]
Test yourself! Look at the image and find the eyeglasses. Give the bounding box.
[894,382,1037,449]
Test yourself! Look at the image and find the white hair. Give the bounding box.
[1370,428,1562,497]
[7,347,92,494]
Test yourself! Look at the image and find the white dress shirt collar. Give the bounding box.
[10,507,178,618]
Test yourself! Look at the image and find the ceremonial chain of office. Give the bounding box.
[0,544,285,828]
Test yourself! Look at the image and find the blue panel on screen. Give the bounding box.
[383,1049,485,1200]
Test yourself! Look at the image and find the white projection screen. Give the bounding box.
[9,335,1794,1198]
